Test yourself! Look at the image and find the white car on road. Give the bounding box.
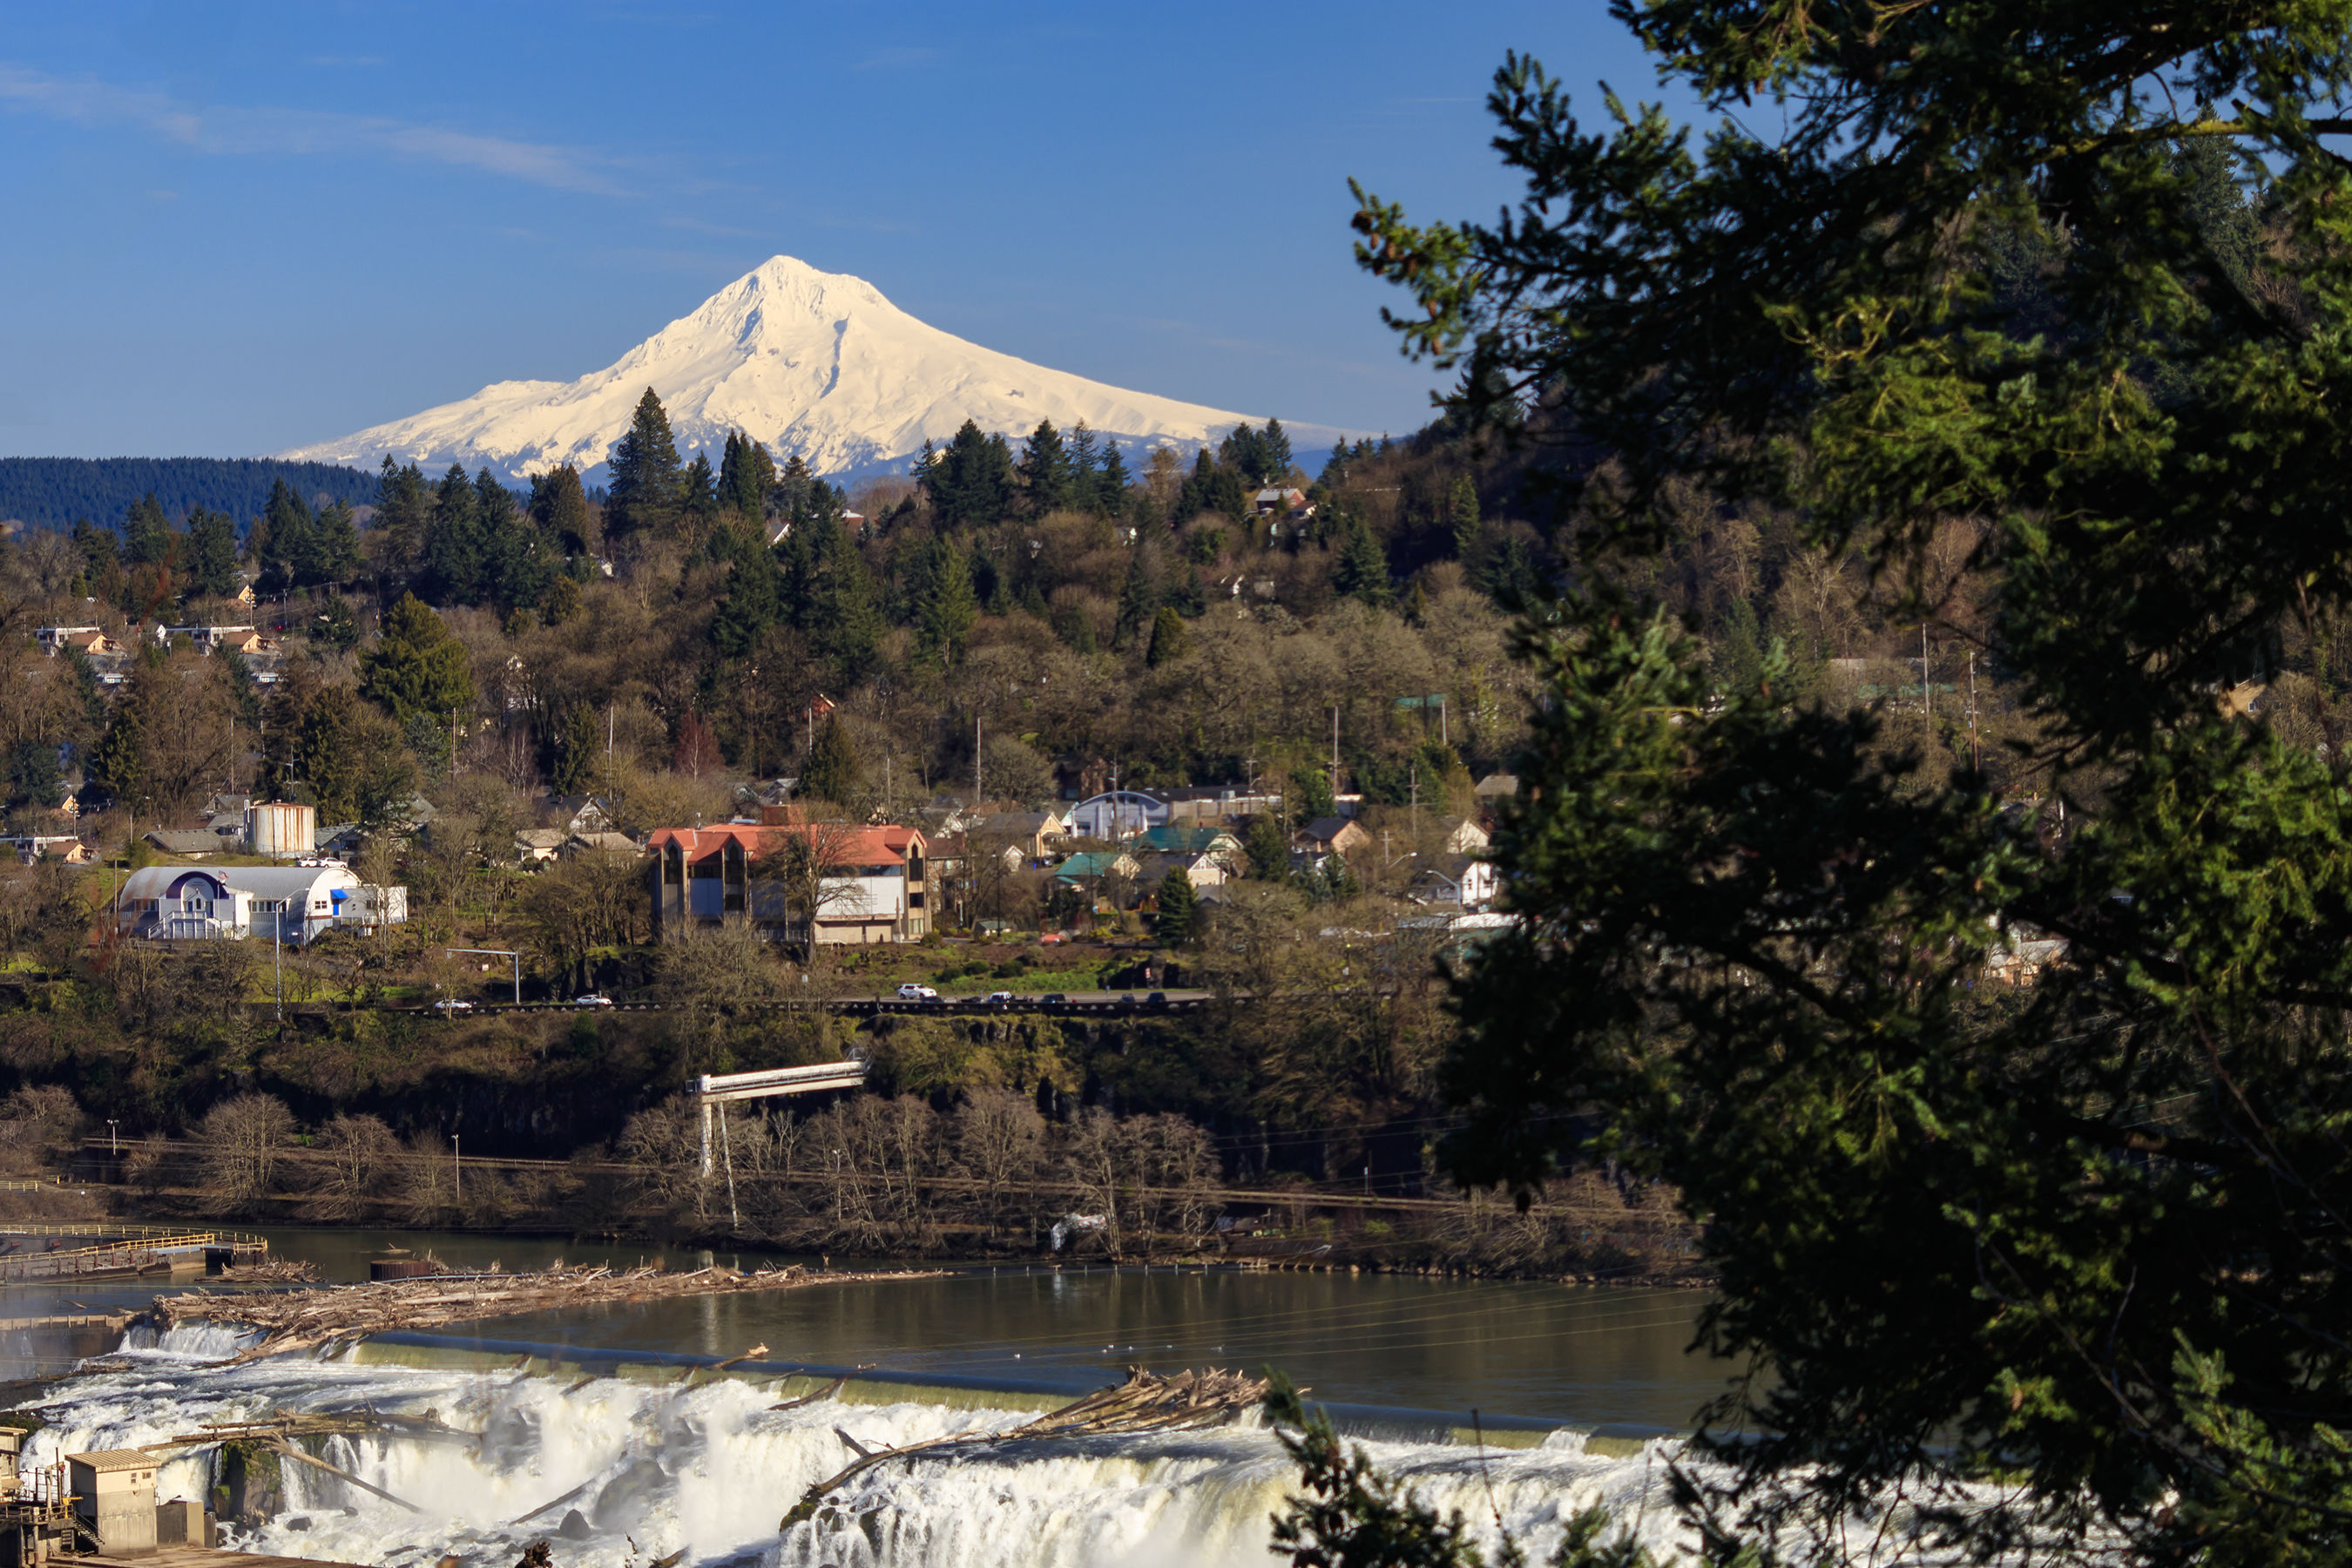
[896,983,939,1001]
[573,994,614,1008]
[432,998,476,1016]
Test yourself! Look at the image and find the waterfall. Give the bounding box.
[19,1339,1703,1568]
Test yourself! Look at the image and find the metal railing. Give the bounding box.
[0,1220,267,1247]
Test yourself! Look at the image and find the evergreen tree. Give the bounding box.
[1067,422,1100,509]
[186,506,240,599]
[919,422,1011,527]
[1332,514,1391,606]
[420,464,486,605]
[1260,418,1293,478]
[359,592,476,727]
[801,713,862,805]
[1243,812,1290,881]
[913,534,979,667]
[545,702,604,794]
[255,478,314,592]
[1096,442,1132,515]
[1018,419,1073,515]
[605,387,684,537]
[711,537,782,658]
[71,517,118,587]
[1145,605,1190,667]
[718,431,775,519]
[1292,767,1335,822]
[814,548,887,686]
[680,451,720,536]
[7,740,63,811]
[308,499,362,584]
[1112,541,1159,651]
[86,702,144,808]
[529,465,598,557]
[1447,476,1480,558]
[123,491,171,566]
[1152,867,1198,945]
[1336,10,2352,1558]
[373,457,432,576]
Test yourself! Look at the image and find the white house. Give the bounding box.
[116,864,408,945]
[1407,855,1499,909]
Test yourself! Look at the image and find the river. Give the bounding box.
[5,1227,1743,1566]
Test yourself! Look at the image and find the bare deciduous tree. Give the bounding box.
[195,1092,298,1213]
[314,1112,402,1219]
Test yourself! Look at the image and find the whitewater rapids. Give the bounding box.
[13,1323,1700,1567]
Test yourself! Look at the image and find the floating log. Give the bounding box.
[780,1367,1272,1530]
[145,1263,944,1366]
[768,1368,872,1411]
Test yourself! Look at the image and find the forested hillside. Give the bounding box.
[0,456,377,530]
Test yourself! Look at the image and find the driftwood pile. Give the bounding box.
[781,1367,1273,1529]
[148,1262,942,1364]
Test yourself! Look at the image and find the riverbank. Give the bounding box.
[30,1154,1707,1287]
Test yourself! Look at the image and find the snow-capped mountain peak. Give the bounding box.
[276,256,1309,483]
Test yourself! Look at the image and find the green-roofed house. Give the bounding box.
[1053,850,1141,887]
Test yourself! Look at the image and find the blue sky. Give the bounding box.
[0,3,1674,465]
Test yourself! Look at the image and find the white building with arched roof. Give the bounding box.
[117,864,406,945]
[1064,790,1169,841]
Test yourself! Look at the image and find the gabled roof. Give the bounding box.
[1136,824,1238,854]
[1055,851,1135,879]
[1298,816,1361,843]
[645,823,923,868]
[144,828,226,855]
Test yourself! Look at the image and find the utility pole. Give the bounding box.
[453,1134,461,1204]
[1329,706,1340,797]
[1438,693,1447,748]
[1921,625,1932,729]
[1968,650,1980,773]
[1409,760,1419,841]
[974,713,983,806]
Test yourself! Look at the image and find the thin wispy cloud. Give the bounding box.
[0,62,632,196]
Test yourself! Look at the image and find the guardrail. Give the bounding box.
[0,1223,268,1283]
[0,1220,268,1248]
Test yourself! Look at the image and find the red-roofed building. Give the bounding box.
[648,822,929,946]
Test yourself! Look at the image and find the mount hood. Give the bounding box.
[276,257,1308,483]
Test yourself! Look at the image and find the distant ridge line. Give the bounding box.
[0,456,379,530]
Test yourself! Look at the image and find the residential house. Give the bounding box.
[1136,847,1234,891]
[44,627,125,659]
[564,830,641,859]
[1053,849,1141,889]
[1474,772,1519,803]
[314,823,364,861]
[1132,825,1244,887]
[6,835,91,864]
[142,828,228,860]
[1252,487,1315,519]
[515,828,566,863]
[1437,817,1490,856]
[1294,816,1371,857]
[117,862,407,944]
[969,809,1069,864]
[648,822,929,945]
[549,795,610,835]
[1407,855,1500,909]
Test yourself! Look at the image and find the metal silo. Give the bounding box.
[246,801,316,858]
